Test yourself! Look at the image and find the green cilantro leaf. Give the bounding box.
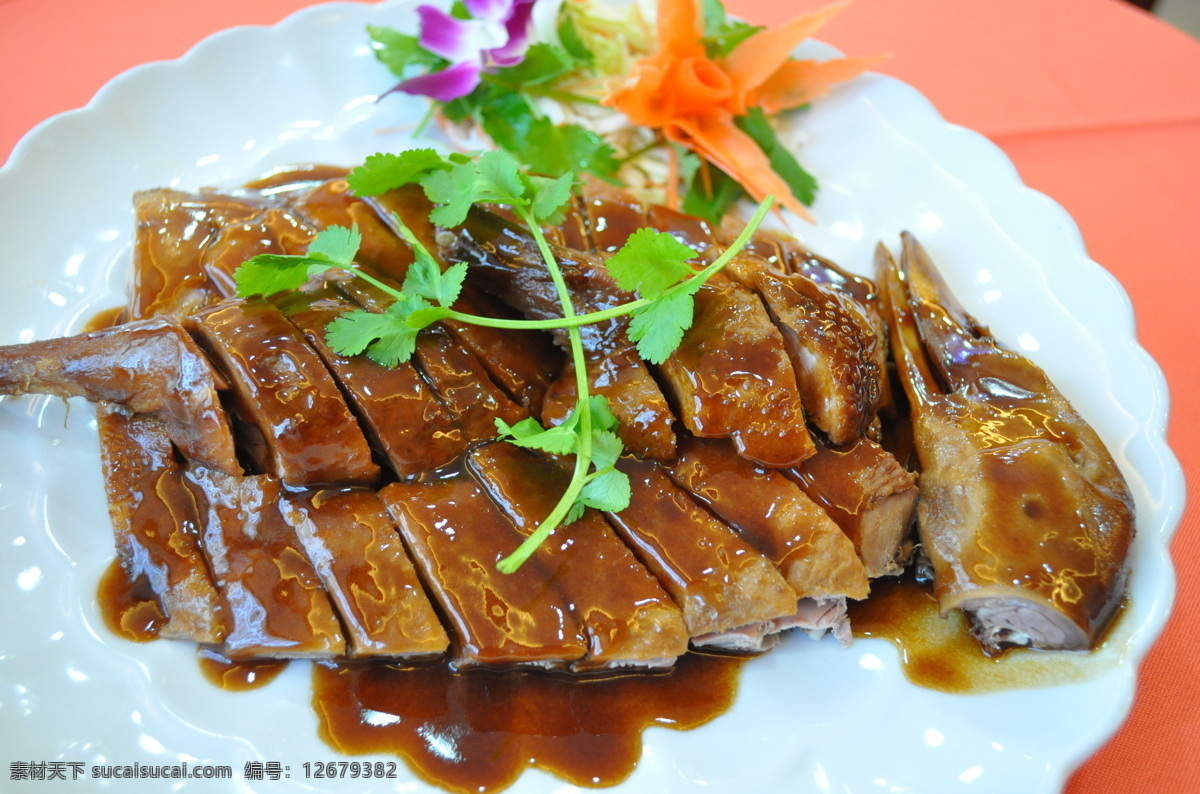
[700,0,763,58]
[324,297,426,367]
[588,395,619,432]
[347,149,454,196]
[367,25,447,77]
[233,224,361,297]
[233,255,322,298]
[681,162,746,225]
[515,118,619,181]
[306,224,361,266]
[528,172,576,225]
[736,108,818,207]
[490,43,578,88]
[563,500,586,526]
[589,429,624,472]
[496,418,581,456]
[605,228,698,298]
[580,468,631,513]
[627,286,700,365]
[421,149,528,227]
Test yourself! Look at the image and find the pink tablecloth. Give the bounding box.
[3,0,1198,790]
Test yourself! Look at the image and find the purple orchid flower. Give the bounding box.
[397,0,538,102]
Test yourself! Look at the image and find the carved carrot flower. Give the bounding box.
[602,0,884,221]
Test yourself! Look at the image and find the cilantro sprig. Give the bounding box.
[235,148,773,572]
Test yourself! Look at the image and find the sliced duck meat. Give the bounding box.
[186,297,380,487]
[467,443,690,671]
[787,435,918,579]
[880,233,1134,652]
[362,185,444,272]
[440,284,564,411]
[664,435,869,603]
[97,406,227,644]
[743,263,885,445]
[130,188,269,320]
[604,458,800,652]
[579,179,652,254]
[185,467,346,659]
[413,325,529,442]
[658,276,814,467]
[276,292,469,478]
[280,488,450,659]
[539,348,678,461]
[200,206,317,298]
[0,316,240,474]
[379,473,590,669]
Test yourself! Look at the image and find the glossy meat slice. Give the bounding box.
[539,347,678,461]
[0,317,240,474]
[97,406,227,644]
[665,435,869,603]
[449,207,677,458]
[739,261,884,445]
[186,298,380,487]
[414,325,529,442]
[200,206,317,298]
[185,467,346,659]
[280,489,450,659]
[605,458,800,651]
[658,276,814,467]
[881,233,1134,652]
[277,292,469,477]
[379,474,589,669]
[786,435,917,578]
[468,443,690,671]
[129,188,269,320]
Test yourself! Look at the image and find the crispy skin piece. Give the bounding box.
[450,207,677,458]
[379,475,589,669]
[787,435,917,578]
[0,317,240,474]
[605,458,799,649]
[658,276,814,467]
[881,234,1134,652]
[185,467,346,659]
[413,325,529,442]
[129,188,267,320]
[97,406,228,644]
[468,443,690,671]
[665,435,869,602]
[280,489,450,659]
[186,298,380,487]
[277,293,469,478]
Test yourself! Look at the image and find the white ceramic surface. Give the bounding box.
[0,2,1183,792]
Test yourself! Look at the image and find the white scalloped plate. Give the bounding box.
[0,2,1184,792]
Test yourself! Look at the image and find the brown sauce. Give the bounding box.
[312,653,746,793]
[197,650,289,692]
[96,559,166,642]
[82,306,125,333]
[848,572,1123,693]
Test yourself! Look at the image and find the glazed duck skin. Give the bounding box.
[97,406,228,644]
[379,473,590,669]
[881,233,1135,652]
[280,489,450,659]
[186,297,380,487]
[468,443,690,671]
[0,317,240,474]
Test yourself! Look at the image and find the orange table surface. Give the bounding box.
[2,0,1197,791]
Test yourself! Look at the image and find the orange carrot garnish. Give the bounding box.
[602,0,883,222]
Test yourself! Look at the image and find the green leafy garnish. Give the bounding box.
[234,148,774,574]
[736,108,818,207]
[367,25,447,77]
[701,0,763,58]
